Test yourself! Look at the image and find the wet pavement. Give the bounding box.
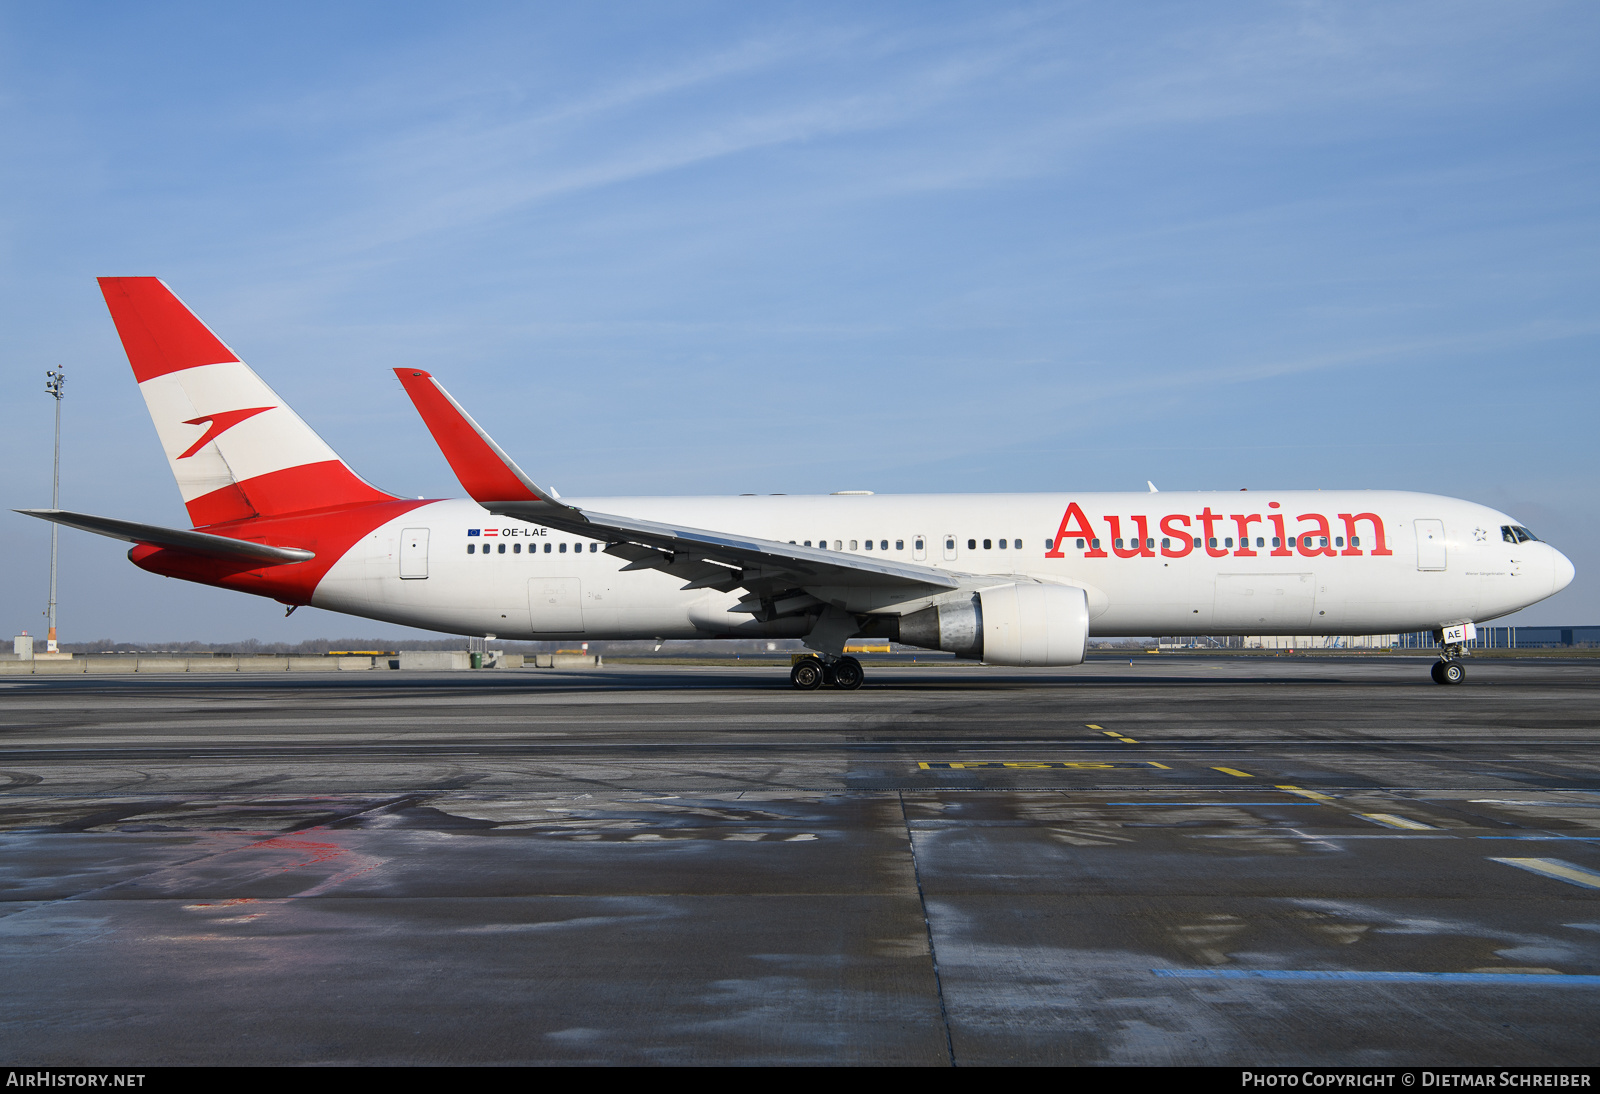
[0,656,1597,1065]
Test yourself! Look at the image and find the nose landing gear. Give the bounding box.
[1431,639,1468,685]
[1429,624,1475,685]
[790,655,865,690]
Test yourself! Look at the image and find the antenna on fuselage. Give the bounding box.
[1147,481,1159,493]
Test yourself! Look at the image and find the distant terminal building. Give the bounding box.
[1158,626,1598,651]
[1392,625,1599,650]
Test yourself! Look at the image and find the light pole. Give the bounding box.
[44,367,65,653]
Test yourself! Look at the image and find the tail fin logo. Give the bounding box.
[178,407,274,459]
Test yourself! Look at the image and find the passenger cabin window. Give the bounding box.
[1161,538,1170,549]
[895,540,903,551]
[804,540,811,547]
[467,544,475,554]
[513,543,521,553]
[881,540,889,551]
[1192,538,1202,548]
[983,539,992,550]
[1014,539,1022,549]
[544,543,552,553]
[997,538,1006,549]
[864,540,872,550]
[968,539,977,550]
[849,540,858,551]
[498,543,506,554]
[1075,539,1085,549]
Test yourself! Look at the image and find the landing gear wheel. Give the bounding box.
[790,659,825,690]
[1430,662,1446,684]
[1440,661,1465,685]
[832,656,864,690]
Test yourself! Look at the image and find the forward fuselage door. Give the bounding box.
[1415,520,1447,571]
[399,528,430,579]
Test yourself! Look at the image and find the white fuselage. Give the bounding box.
[309,490,1574,643]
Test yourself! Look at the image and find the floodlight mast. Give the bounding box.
[44,367,64,653]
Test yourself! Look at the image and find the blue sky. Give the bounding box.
[2,2,1596,642]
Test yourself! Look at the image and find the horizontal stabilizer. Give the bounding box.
[15,509,315,565]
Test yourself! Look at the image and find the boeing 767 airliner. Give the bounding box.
[18,278,1575,689]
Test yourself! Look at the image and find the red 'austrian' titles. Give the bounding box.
[1044,501,1393,560]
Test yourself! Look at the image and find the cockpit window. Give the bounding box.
[1501,525,1540,544]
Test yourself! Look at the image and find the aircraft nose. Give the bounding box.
[1552,547,1575,595]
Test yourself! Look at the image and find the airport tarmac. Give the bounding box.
[0,655,1597,1066]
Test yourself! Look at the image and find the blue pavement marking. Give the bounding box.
[1154,970,1600,985]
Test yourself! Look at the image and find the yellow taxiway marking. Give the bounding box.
[1212,767,1255,778]
[1100,730,1140,743]
[1358,813,1437,831]
[918,761,1171,770]
[1276,784,1338,804]
[1490,858,1600,890]
[1086,724,1103,730]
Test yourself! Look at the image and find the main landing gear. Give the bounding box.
[1431,646,1467,685]
[790,655,864,691]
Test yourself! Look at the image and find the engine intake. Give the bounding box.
[895,584,1089,666]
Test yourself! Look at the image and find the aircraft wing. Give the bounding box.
[15,509,316,565]
[393,369,960,600]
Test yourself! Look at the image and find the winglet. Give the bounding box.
[393,369,556,505]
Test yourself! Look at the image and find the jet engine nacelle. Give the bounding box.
[895,583,1089,666]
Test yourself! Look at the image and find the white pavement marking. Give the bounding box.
[1357,813,1438,830]
[1490,857,1600,890]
